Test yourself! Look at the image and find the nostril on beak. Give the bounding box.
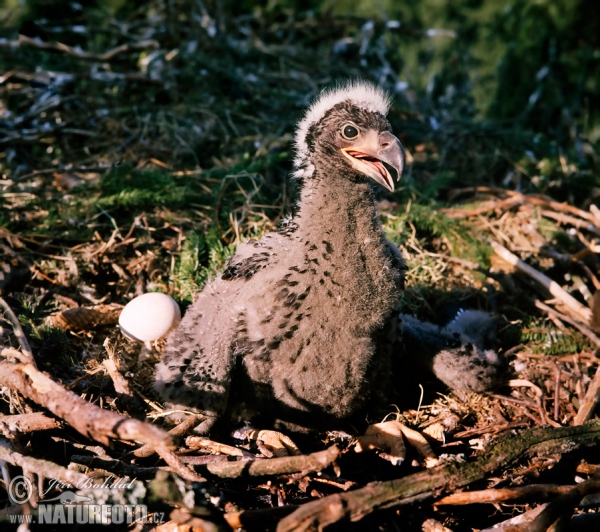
[379,131,397,151]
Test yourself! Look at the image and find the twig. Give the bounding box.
[70,455,158,480]
[481,504,548,532]
[200,444,340,479]
[150,444,205,482]
[0,445,88,488]
[574,365,600,425]
[523,475,600,532]
[436,484,574,505]
[0,35,159,62]
[554,365,561,422]
[131,415,201,459]
[441,196,522,218]
[0,413,61,436]
[448,188,597,223]
[276,423,600,531]
[534,300,600,349]
[102,338,135,397]
[540,210,600,236]
[0,296,36,367]
[491,242,592,324]
[12,165,113,183]
[0,348,173,448]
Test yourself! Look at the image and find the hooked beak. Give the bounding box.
[341,131,405,192]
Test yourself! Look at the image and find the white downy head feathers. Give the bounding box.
[293,80,391,178]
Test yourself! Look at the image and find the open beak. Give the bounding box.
[341,131,405,192]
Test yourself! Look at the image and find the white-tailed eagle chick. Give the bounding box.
[155,81,502,437]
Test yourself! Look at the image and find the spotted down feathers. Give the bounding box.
[155,81,503,434]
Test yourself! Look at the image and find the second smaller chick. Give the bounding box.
[400,310,504,393]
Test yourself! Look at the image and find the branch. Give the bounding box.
[0,445,88,488]
[0,349,172,449]
[491,241,592,324]
[200,445,340,479]
[0,35,159,62]
[574,365,600,425]
[0,297,36,366]
[131,415,201,458]
[523,476,600,532]
[277,423,600,531]
[71,455,158,480]
[0,413,61,435]
[534,300,600,349]
[436,484,574,505]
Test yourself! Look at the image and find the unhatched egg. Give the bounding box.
[118,293,181,343]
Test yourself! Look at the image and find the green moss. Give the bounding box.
[383,203,492,268]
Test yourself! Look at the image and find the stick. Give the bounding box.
[185,436,253,457]
[0,445,88,488]
[200,445,340,479]
[491,242,592,324]
[0,35,158,62]
[70,455,158,480]
[448,188,597,223]
[0,297,36,366]
[0,349,173,449]
[534,300,600,349]
[131,415,201,458]
[276,423,600,531]
[574,365,600,425]
[441,196,522,218]
[524,476,600,532]
[540,210,600,236]
[436,484,575,505]
[0,413,61,435]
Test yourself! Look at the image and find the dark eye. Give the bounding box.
[342,124,359,139]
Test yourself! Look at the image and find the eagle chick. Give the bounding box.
[155,81,501,434]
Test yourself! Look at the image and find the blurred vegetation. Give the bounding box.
[1,0,599,343]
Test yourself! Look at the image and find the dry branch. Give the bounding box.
[491,241,592,324]
[200,444,340,479]
[71,455,158,480]
[448,188,598,224]
[436,484,574,505]
[0,348,173,449]
[0,445,88,488]
[574,365,600,425]
[540,210,600,236]
[0,297,36,366]
[132,415,201,458]
[277,422,600,531]
[0,413,61,435]
[534,300,600,348]
[0,35,159,62]
[185,435,253,457]
[441,196,522,218]
[522,476,600,532]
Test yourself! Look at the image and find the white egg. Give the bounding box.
[118,293,181,343]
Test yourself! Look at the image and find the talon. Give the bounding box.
[235,428,302,457]
[355,421,438,467]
